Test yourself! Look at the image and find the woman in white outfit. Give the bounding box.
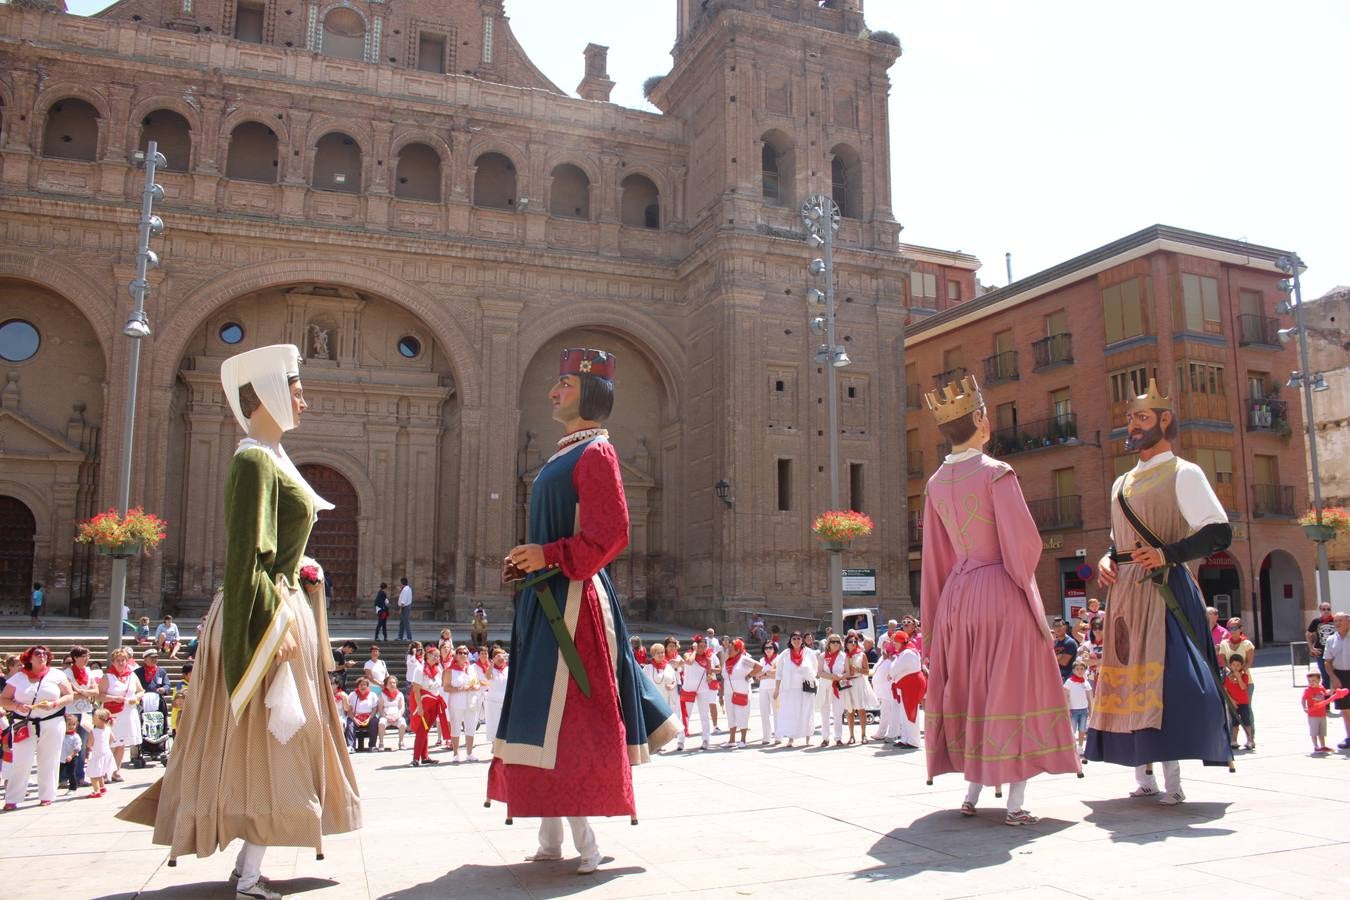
[757,640,779,745]
[1,646,74,808]
[871,641,899,741]
[678,648,713,751]
[100,646,144,780]
[843,635,878,744]
[377,675,406,751]
[818,635,848,747]
[722,639,761,748]
[642,644,680,750]
[482,649,509,750]
[442,646,479,761]
[772,633,819,747]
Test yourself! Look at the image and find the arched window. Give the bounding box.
[139,109,191,172]
[322,7,366,62]
[760,130,793,207]
[473,152,516,209]
[395,142,441,202]
[620,174,660,229]
[830,143,862,218]
[225,121,278,182]
[313,132,362,193]
[42,98,100,161]
[549,164,591,220]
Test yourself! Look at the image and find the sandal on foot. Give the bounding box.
[960,802,976,817]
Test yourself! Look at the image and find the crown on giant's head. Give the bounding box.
[1127,378,1172,415]
[924,374,984,425]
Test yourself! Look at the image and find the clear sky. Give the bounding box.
[67,0,1350,297]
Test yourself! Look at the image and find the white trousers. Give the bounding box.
[758,683,776,740]
[4,717,64,805]
[1135,761,1182,793]
[484,698,504,746]
[234,841,266,892]
[448,700,475,739]
[538,816,597,858]
[690,694,712,744]
[896,704,922,747]
[822,687,845,741]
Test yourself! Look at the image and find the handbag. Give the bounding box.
[801,679,817,694]
[731,691,749,706]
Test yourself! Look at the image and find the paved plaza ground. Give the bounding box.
[2,648,1346,899]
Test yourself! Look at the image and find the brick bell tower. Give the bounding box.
[650,0,913,624]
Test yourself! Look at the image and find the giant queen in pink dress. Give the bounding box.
[920,376,1079,816]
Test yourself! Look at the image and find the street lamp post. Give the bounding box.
[107,141,167,654]
[802,193,849,635]
[1275,254,1333,610]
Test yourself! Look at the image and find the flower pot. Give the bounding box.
[98,541,143,559]
[1302,524,1339,543]
[819,540,848,552]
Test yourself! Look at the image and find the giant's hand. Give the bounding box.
[277,625,299,662]
[506,543,547,573]
[1097,555,1117,587]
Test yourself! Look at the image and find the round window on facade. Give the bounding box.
[397,336,422,359]
[0,319,40,363]
[219,322,245,345]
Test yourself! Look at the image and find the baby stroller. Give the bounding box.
[130,692,172,767]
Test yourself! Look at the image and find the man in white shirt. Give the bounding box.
[397,576,413,640]
[1324,612,1350,749]
[363,645,389,686]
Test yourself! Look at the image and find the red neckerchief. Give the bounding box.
[450,658,468,673]
[110,663,133,679]
[725,650,744,672]
[652,658,667,671]
[70,664,89,686]
[696,650,713,671]
[476,656,490,676]
[382,687,399,701]
[789,645,804,666]
[142,665,158,681]
[356,686,371,700]
[824,650,840,670]
[1069,674,1086,684]
[493,658,508,671]
[423,661,440,680]
[28,665,50,682]
[763,648,777,664]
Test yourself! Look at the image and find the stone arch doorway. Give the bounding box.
[0,496,36,615]
[516,327,672,616]
[300,464,359,614]
[1258,549,1303,643]
[1198,550,1241,622]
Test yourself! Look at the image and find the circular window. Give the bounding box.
[397,336,422,359]
[0,320,40,363]
[219,322,245,345]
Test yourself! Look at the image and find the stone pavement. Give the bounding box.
[3,651,1347,899]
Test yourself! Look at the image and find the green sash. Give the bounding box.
[516,567,591,698]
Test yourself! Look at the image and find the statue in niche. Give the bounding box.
[310,323,330,360]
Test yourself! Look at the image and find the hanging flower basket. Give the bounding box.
[812,510,874,547]
[1298,507,1348,542]
[76,507,167,557]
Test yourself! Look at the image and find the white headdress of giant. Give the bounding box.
[219,344,334,513]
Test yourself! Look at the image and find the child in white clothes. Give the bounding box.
[86,708,114,798]
[1064,661,1093,756]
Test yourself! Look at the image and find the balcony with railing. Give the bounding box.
[1032,332,1073,369]
[1245,396,1290,433]
[908,517,924,549]
[1237,314,1280,348]
[906,382,922,410]
[1028,495,1083,531]
[907,450,924,479]
[1252,483,1295,518]
[988,414,1079,457]
[933,366,968,387]
[983,350,1020,385]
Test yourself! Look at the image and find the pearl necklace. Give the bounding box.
[556,427,608,450]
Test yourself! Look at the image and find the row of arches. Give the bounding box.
[761,129,863,219]
[33,98,663,227]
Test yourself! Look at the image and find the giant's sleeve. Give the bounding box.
[220,449,293,720]
[991,467,1053,637]
[543,440,631,580]
[919,488,957,652]
[1162,462,1232,565]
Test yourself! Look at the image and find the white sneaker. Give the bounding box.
[236,883,282,900]
[1158,790,1186,806]
[525,850,562,862]
[738,740,747,748]
[576,852,602,874]
[1129,785,1159,798]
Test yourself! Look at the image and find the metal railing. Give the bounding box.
[1027,495,1083,531]
[1245,396,1289,432]
[988,414,1079,457]
[1032,332,1073,368]
[1252,483,1295,517]
[908,520,923,549]
[983,350,1020,384]
[1237,314,1280,347]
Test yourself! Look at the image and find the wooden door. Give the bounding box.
[299,465,359,615]
[0,496,36,610]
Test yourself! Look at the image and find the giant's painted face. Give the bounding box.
[1124,408,1166,451]
[549,374,582,424]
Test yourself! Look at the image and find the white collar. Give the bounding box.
[1134,450,1175,472]
[943,447,983,465]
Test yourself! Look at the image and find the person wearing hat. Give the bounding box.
[489,348,678,875]
[1086,379,1234,803]
[920,374,1080,825]
[118,344,360,900]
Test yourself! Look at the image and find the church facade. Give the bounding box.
[0,0,947,626]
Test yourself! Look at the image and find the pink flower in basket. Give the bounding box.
[811,510,874,543]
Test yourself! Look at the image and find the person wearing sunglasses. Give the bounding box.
[772,633,819,748]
